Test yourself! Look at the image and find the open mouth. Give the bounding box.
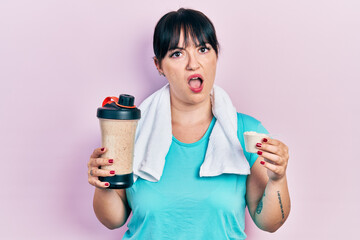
[187,74,204,93]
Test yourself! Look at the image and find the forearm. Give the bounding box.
[253,176,290,232]
[93,188,130,229]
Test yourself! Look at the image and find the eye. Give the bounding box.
[170,51,182,58]
[199,46,210,53]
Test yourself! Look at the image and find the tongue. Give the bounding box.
[189,79,201,88]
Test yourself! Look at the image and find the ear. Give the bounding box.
[153,57,164,75]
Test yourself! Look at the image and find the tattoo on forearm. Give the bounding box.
[256,192,265,215]
[255,199,263,214]
[277,191,285,219]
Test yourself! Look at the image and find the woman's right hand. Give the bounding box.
[88,147,116,188]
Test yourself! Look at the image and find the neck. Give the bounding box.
[170,94,213,126]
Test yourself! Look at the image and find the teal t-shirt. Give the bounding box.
[123,113,269,240]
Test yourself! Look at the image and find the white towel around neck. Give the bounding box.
[133,83,250,182]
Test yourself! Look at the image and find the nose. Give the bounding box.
[186,52,200,71]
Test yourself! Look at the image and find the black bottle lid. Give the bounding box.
[99,173,134,189]
[97,94,141,120]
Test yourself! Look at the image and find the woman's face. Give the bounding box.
[155,32,217,106]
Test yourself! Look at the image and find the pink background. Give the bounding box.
[1,0,359,239]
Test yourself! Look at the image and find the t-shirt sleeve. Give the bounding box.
[237,112,269,168]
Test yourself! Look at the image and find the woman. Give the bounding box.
[88,8,290,239]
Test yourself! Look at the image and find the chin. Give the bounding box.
[187,90,211,104]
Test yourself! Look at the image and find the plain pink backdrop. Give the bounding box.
[1,0,359,239]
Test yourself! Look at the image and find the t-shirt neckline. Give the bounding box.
[172,116,216,147]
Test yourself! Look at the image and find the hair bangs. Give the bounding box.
[167,23,209,51]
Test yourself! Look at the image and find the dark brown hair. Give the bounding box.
[153,8,219,65]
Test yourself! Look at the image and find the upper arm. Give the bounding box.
[236,112,270,218]
[116,189,131,218]
[245,156,269,219]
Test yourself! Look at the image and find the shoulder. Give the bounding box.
[237,112,268,137]
[237,112,262,132]
[237,112,260,122]
[236,112,264,142]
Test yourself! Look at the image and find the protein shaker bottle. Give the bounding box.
[97,94,141,188]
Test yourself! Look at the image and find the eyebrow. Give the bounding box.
[168,43,209,51]
[168,46,185,51]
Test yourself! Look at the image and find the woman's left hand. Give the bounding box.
[256,138,289,182]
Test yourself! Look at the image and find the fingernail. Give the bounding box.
[256,143,262,147]
[110,170,115,174]
[260,161,265,165]
[108,159,113,163]
[101,148,105,151]
[105,183,109,186]
[257,151,263,155]
[262,138,268,143]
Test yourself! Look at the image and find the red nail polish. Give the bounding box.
[101,148,105,151]
[110,170,115,174]
[262,138,268,143]
[257,151,263,155]
[256,143,262,147]
[260,161,265,165]
[108,159,113,163]
[105,183,109,186]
